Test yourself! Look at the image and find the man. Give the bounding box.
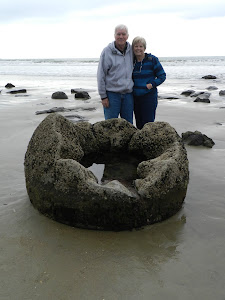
[97,24,134,123]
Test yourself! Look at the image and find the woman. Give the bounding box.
[132,36,166,129]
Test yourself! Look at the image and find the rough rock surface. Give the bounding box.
[24,114,189,231]
[182,131,215,148]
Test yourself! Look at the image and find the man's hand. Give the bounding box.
[102,98,109,108]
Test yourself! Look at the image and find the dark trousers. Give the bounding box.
[134,92,158,129]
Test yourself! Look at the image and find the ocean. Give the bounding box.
[0,56,225,108]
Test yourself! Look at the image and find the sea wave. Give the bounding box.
[0,56,225,79]
[0,58,99,66]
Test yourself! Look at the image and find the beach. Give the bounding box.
[0,57,225,299]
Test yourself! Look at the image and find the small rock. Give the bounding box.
[165,96,179,100]
[193,92,210,103]
[190,91,205,97]
[5,83,15,88]
[71,88,86,94]
[35,106,96,115]
[75,91,90,100]
[181,90,195,96]
[36,107,67,115]
[206,86,218,91]
[219,90,225,96]
[202,75,217,79]
[71,88,95,93]
[194,98,210,103]
[182,130,215,148]
[52,91,68,99]
[15,94,29,97]
[158,93,179,100]
[7,89,27,94]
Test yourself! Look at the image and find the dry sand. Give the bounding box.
[0,94,225,299]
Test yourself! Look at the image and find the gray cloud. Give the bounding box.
[0,0,129,23]
[0,0,224,24]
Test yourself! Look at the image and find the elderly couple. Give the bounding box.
[97,24,166,129]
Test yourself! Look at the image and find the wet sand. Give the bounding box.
[0,93,225,299]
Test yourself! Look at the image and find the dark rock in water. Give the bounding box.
[81,107,96,111]
[36,107,67,114]
[52,91,68,99]
[202,75,217,79]
[71,88,95,93]
[7,89,27,94]
[194,98,210,103]
[24,115,189,231]
[165,96,179,100]
[75,91,90,99]
[219,90,225,96]
[5,83,15,88]
[190,91,205,97]
[206,86,218,90]
[158,93,179,100]
[182,131,215,148]
[35,106,96,115]
[15,94,29,97]
[193,92,210,103]
[181,90,195,96]
[71,88,83,94]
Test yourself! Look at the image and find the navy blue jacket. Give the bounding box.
[132,53,166,97]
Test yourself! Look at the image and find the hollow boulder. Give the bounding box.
[24,114,189,231]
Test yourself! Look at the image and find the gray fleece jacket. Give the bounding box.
[97,41,134,99]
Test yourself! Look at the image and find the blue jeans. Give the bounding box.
[104,91,134,124]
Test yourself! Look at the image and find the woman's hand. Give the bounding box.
[146,83,153,90]
[102,98,109,108]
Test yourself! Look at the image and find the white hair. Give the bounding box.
[114,24,129,36]
[132,36,147,50]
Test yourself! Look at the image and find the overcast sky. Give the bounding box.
[1,0,225,59]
